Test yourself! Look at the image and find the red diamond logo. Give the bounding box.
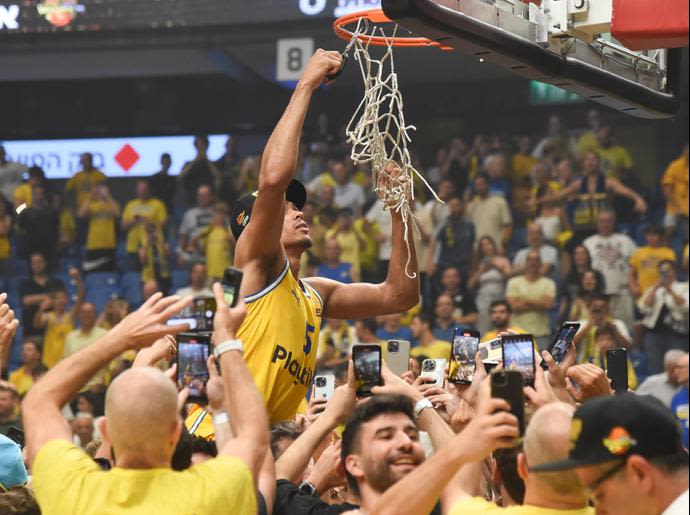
[114,144,140,172]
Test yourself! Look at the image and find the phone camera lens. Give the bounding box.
[388,341,399,352]
[423,361,435,372]
[315,377,327,387]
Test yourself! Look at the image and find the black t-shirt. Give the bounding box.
[182,159,215,198]
[19,276,65,337]
[448,288,478,318]
[18,206,59,258]
[148,171,176,212]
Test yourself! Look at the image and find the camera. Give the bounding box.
[315,376,327,388]
[387,340,399,353]
[422,360,436,372]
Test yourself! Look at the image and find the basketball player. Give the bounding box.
[230,50,420,423]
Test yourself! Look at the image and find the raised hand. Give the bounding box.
[565,363,613,403]
[110,292,192,350]
[372,361,424,403]
[523,362,560,409]
[206,355,225,414]
[322,361,357,426]
[133,334,177,368]
[299,49,344,90]
[0,294,19,373]
[309,440,346,494]
[211,283,247,345]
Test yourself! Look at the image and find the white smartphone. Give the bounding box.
[313,375,335,401]
[420,358,447,387]
[386,340,411,376]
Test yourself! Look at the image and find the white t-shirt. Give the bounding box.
[179,206,213,240]
[513,245,559,270]
[175,286,213,298]
[467,195,512,250]
[334,182,366,214]
[0,160,28,199]
[584,233,637,295]
[662,489,689,515]
[366,201,393,260]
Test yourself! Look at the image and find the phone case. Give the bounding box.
[313,375,336,401]
[501,335,536,387]
[450,331,479,385]
[421,358,446,387]
[176,333,211,404]
[606,348,628,394]
[386,340,411,376]
[353,344,382,397]
[491,370,526,435]
[541,322,580,370]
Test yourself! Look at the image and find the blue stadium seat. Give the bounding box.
[58,255,81,274]
[85,286,120,313]
[120,272,143,309]
[55,273,78,305]
[11,259,29,278]
[171,269,189,293]
[84,272,120,292]
[630,350,649,385]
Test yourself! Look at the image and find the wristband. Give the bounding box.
[213,339,243,359]
[414,398,433,419]
[298,480,318,497]
[212,412,229,426]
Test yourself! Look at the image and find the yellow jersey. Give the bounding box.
[203,225,232,280]
[238,260,323,423]
[661,155,689,216]
[42,311,74,368]
[86,200,119,250]
[60,209,76,244]
[65,169,107,208]
[9,366,34,396]
[410,340,451,360]
[630,246,677,297]
[14,183,32,207]
[122,198,168,252]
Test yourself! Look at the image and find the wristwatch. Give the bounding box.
[414,398,433,419]
[213,339,244,359]
[298,480,319,497]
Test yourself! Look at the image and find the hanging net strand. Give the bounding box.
[342,18,443,279]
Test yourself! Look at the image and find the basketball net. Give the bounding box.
[343,18,442,280]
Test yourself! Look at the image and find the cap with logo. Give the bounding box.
[531,393,686,472]
[230,179,307,241]
[0,434,28,491]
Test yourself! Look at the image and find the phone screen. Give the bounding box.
[450,330,479,384]
[543,322,580,369]
[222,268,243,307]
[502,335,536,386]
[176,333,211,403]
[353,345,382,397]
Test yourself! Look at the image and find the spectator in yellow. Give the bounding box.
[65,153,106,209]
[0,197,12,281]
[53,193,76,254]
[316,318,358,369]
[13,166,45,209]
[139,222,171,294]
[629,224,676,299]
[512,135,538,187]
[122,180,168,270]
[9,341,45,397]
[195,202,234,282]
[325,207,363,279]
[576,108,602,156]
[78,184,120,273]
[409,313,451,360]
[34,268,84,368]
[661,143,689,243]
[596,126,634,180]
[592,324,638,389]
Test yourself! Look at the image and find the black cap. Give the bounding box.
[532,394,685,472]
[230,179,307,241]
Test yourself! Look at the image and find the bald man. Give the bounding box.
[23,290,269,514]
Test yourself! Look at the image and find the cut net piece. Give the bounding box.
[344,19,442,279]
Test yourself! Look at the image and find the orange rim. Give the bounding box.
[333,9,452,49]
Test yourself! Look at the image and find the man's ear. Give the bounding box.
[516,452,529,481]
[171,417,183,448]
[345,454,365,483]
[97,417,110,442]
[627,455,655,495]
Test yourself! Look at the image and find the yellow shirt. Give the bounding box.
[60,209,76,243]
[325,228,361,276]
[629,246,677,297]
[481,326,527,343]
[661,155,689,216]
[238,261,323,423]
[353,218,378,273]
[13,183,32,207]
[411,340,451,360]
[577,131,599,156]
[32,440,256,515]
[122,198,168,252]
[0,215,10,259]
[506,276,557,337]
[86,200,119,250]
[450,497,594,515]
[66,169,107,208]
[597,146,633,179]
[203,225,232,280]
[8,366,34,396]
[42,311,74,368]
[185,404,215,441]
[512,153,538,185]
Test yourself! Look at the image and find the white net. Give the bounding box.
[343,18,441,279]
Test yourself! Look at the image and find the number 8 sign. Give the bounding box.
[277,38,315,82]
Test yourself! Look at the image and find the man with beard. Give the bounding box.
[481,300,526,342]
[230,50,420,423]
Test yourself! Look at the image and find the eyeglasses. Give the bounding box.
[584,460,626,504]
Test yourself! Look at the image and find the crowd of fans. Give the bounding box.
[0,101,688,514]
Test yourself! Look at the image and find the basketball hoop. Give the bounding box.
[333,9,446,280]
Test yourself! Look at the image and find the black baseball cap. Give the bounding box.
[229,179,307,240]
[531,394,686,472]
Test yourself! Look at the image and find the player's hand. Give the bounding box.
[211,282,247,345]
[299,49,343,90]
[110,293,192,351]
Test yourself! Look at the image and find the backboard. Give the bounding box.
[381,0,688,118]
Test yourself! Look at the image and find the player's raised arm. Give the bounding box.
[234,50,342,272]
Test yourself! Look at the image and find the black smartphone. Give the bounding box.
[541,321,580,370]
[449,329,480,384]
[176,332,212,404]
[491,370,526,436]
[606,348,629,395]
[352,344,382,397]
[222,267,243,307]
[6,426,24,449]
[501,334,536,387]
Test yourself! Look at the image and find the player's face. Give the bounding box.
[281,202,312,251]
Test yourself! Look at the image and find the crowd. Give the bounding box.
[0,49,688,514]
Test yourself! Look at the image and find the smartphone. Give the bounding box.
[6,426,24,449]
[352,344,382,397]
[502,334,536,387]
[421,358,447,388]
[313,374,336,401]
[606,348,629,395]
[222,267,243,307]
[491,370,526,436]
[386,340,411,376]
[449,329,480,384]
[479,337,502,362]
[176,332,212,404]
[541,322,580,370]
